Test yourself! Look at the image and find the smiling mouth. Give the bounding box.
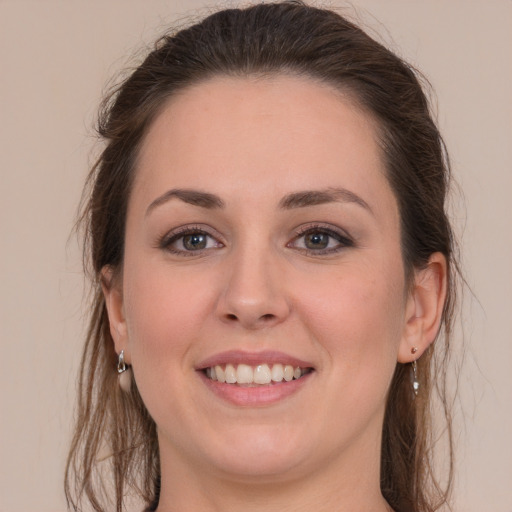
[204,363,313,386]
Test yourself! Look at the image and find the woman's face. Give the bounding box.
[107,76,415,482]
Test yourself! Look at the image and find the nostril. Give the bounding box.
[224,312,276,323]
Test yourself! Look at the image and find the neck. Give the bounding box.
[155,434,392,512]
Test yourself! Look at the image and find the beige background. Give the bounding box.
[1,1,511,511]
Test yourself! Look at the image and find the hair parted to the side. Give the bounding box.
[66,2,460,511]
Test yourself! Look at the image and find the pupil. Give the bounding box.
[305,232,328,249]
[184,233,206,250]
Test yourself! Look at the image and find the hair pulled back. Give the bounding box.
[66,3,458,511]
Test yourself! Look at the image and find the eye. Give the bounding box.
[160,226,223,255]
[180,233,210,250]
[289,225,353,255]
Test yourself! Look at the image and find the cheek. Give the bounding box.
[122,259,215,368]
[297,267,405,432]
[121,261,220,427]
[295,262,406,372]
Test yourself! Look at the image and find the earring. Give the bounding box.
[411,359,419,396]
[117,350,132,393]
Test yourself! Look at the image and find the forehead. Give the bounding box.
[134,75,396,219]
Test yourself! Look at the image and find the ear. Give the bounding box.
[398,252,448,363]
[101,266,130,363]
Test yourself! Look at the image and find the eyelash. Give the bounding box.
[159,225,223,256]
[159,223,354,257]
[288,224,354,256]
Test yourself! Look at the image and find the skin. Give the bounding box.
[103,75,447,512]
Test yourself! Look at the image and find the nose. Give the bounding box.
[216,245,291,329]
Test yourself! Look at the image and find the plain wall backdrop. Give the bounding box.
[0,1,511,511]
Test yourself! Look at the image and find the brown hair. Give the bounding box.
[66,2,459,511]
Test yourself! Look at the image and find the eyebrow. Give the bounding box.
[146,188,225,216]
[279,188,372,214]
[145,186,372,216]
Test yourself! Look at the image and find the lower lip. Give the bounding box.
[198,371,313,406]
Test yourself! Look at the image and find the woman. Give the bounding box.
[65,2,459,511]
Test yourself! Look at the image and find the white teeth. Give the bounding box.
[205,363,309,385]
[283,365,294,382]
[253,364,271,384]
[236,364,253,384]
[215,365,225,383]
[271,363,284,382]
[225,364,237,384]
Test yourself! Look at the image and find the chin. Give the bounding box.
[198,424,316,481]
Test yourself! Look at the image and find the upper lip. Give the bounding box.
[196,350,315,370]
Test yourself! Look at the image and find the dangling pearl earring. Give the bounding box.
[411,360,419,396]
[117,350,132,393]
[411,347,419,396]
